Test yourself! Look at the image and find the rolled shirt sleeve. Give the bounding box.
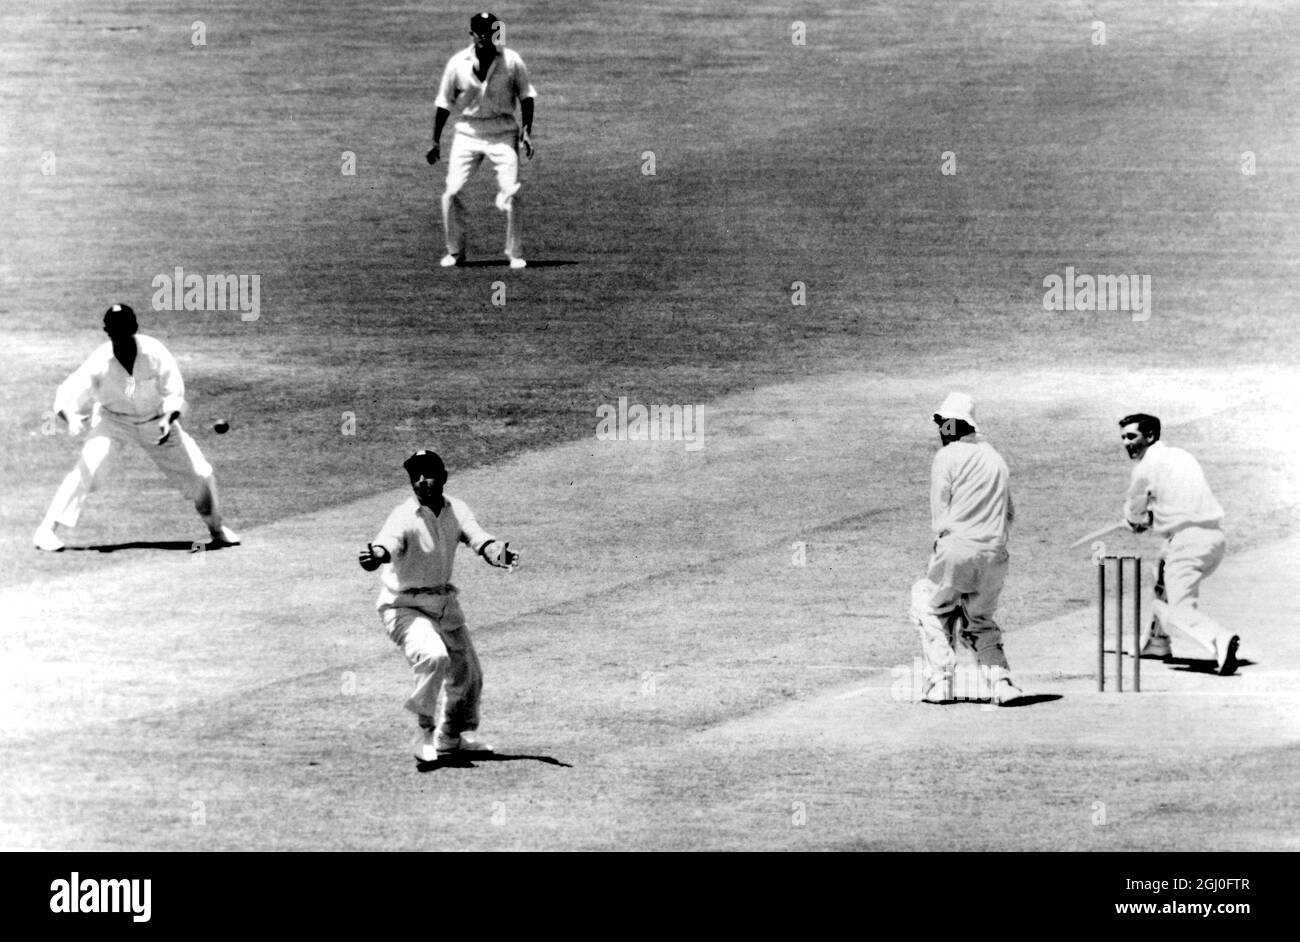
[512,54,536,101]
[448,495,495,555]
[371,503,409,560]
[152,340,187,417]
[434,56,459,112]
[53,358,98,420]
[1124,467,1152,527]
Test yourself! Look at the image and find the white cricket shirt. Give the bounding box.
[930,435,1015,547]
[435,45,536,138]
[372,494,496,595]
[53,334,187,422]
[1124,441,1224,537]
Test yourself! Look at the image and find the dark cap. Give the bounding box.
[403,449,447,481]
[103,303,138,334]
[469,12,500,36]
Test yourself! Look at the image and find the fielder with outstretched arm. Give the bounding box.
[1118,413,1239,675]
[358,449,519,762]
[909,392,1024,705]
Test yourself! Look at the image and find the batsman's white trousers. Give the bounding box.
[379,590,483,737]
[910,536,1013,684]
[40,411,214,530]
[1150,524,1230,656]
[441,129,522,259]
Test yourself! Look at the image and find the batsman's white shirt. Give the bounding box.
[371,495,496,601]
[1124,441,1224,537]
[54,335,187,422]
[435,45,536,139]
[930,435,1014,547]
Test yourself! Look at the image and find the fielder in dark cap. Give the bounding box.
[359,449,520,762]
[34,304,240,551]
[427,11,538,268]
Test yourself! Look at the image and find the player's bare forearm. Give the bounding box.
[428,109,450,164]
[520,98,533,134]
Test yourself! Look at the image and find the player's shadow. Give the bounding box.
[1164,656,1255,675]
[458,259,578,268]
[997,693,1063,708]
[936,694,1063,708]
[68,540,237,553]
[417,752,573,772]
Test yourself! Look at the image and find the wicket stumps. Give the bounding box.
[1098,554,1141,692]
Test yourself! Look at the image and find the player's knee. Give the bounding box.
[412,649,449,674]
[192,474,215,513]
[909,578,937,613]
[494,182,521,212]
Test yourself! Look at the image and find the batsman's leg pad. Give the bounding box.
[911,579,959,679]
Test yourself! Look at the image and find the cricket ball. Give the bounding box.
[213,420,230,434]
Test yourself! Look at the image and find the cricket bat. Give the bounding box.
[1069,521,1129,550]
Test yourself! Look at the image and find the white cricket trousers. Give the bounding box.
[441,129,522,258]
[1151,524,1230,656]
[40,411,214,530]
[910,536,1013,686]
[379,590,483,737]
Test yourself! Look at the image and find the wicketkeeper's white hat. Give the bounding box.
[933,391,978,431]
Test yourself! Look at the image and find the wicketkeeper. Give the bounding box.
[358,449,519,762]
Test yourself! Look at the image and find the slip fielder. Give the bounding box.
[358,449,520,762]
[34,304,240,551]
[427,11,537,269]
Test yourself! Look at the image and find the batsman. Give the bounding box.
[359,449,520,762]
[909,393,1024,705]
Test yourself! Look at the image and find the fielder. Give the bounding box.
[34,304,240,552]
[427,11,537,269]
[358,449,520,762]
[1119,413,1239,675]
[909,393,1023,705]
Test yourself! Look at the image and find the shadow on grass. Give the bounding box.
[1165,656,1256,675]
[921,693,1063,707]
[998,693,1063,708]
[456,259,579,269]
[416,752,573,772]
[67,540,238,554]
